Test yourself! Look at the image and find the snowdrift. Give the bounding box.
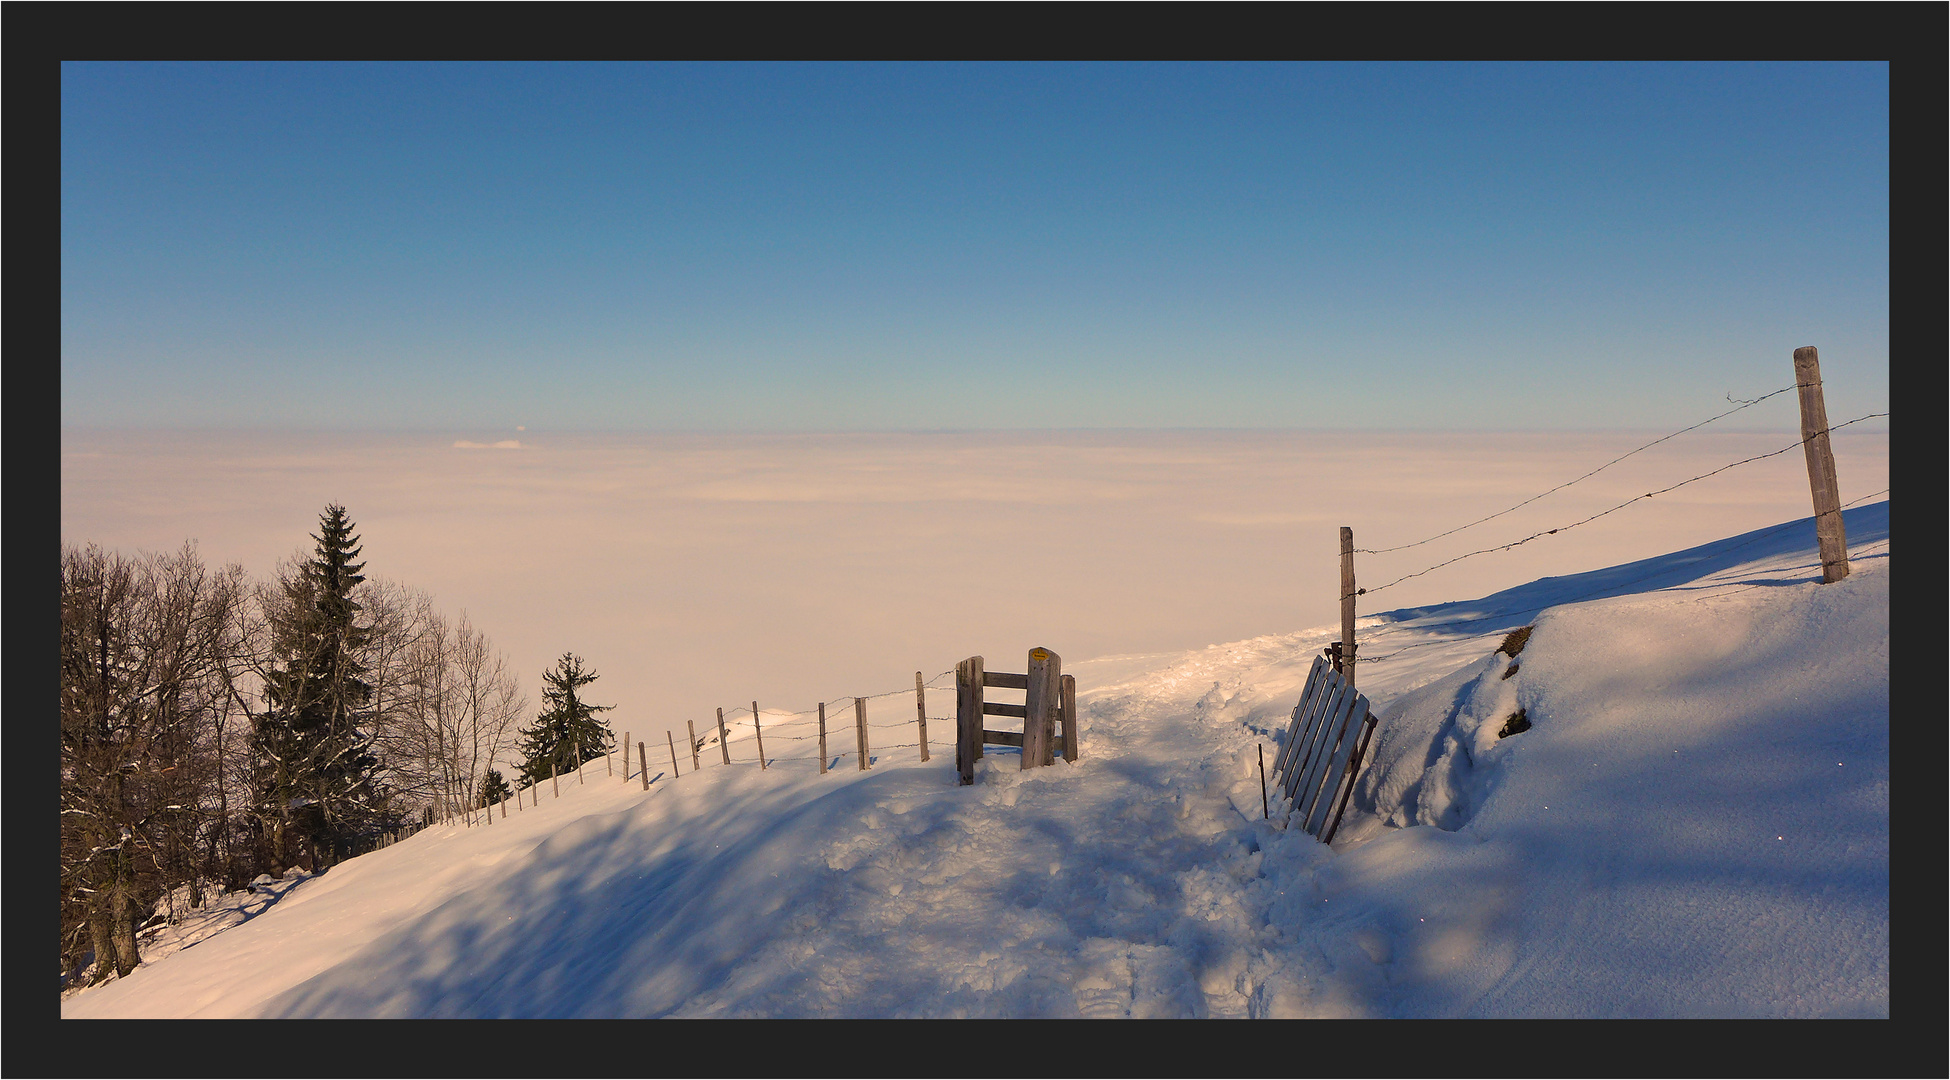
[63,504,1888,1018]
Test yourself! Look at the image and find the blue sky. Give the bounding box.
[61,62,1889,432]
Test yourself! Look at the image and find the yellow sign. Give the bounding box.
[1030,648,1050,661]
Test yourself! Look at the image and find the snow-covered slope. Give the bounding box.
[62,504,1889,1018]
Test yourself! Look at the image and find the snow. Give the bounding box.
[61,502,1888,1018]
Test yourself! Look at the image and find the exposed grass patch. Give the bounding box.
[1497,626,1534,658]
[1500,662,1520,681]
[1497,709,1530,739]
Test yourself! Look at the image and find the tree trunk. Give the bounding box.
[87,909,120,985]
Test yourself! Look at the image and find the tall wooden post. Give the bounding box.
[716,708,731,765]
[1340,526,1357,689]
[622,731,630,781]
[667,731,679,776]
[687,719,700,771]
[1024,647,1058,769]
[753,702,767,770]
[1793,346,1850,583]
[855,697,870,770]
[818,702,829,775]
[915,671,930,762]
[956,656,984,786]
[638,742,650,791]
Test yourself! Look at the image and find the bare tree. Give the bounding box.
[61,542,246,985]
[357,580,526,826]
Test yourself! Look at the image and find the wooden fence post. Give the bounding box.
[855,697,870,770]
[687,719,700,771]
[551,767,560,799]
[818,702,829,775]
[639,742,650,791]
[622,731,630,780]
[753,701,767,770]
[1060,673,1078,763]
[607,739,614,777]
[915,671,930,762]
[1024,647,1058,769]
[668,731,680,777]
[956,656,984,786]
[1341,526,1357,689]
[1793,346,1850,583]
[717,708,731,765]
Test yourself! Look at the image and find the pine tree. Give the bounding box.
[251,505,391,870]
[479,768,512,808]
[515,653,614,785]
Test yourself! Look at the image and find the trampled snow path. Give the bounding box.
[63,504,1888,1018]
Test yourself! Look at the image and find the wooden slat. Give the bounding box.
[1284,675,1345,802]
[983,702,1028,718]
[1298,690,1363,834]
[983,671,1029,689]
[1287,681,1352,807]
[1306,695,1370,837]
[1274,657,1328,778]
[1273,657,1325,778]
[1321,710,1379,845]
[982,729,1024,746]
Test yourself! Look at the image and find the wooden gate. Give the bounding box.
[1270,653,1379,843]
[955,647,1077,785]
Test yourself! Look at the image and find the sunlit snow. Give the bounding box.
[62,502,1888,1018]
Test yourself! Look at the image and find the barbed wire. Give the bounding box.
[1361,413,1887,597]
[1354,513,1889,664]
[1355,385,1800,556]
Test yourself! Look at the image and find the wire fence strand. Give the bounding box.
[1362,413,1887,597]
[1355,385,1800,556]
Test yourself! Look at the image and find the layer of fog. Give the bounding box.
[61,428,1888,766]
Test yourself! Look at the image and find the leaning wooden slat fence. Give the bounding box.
[1269,659,1381,842]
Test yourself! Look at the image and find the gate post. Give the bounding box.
[956,655,984,785]
[1024,647,1059,769]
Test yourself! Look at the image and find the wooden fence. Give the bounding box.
[955,647,1078,785]
[1268,653,1379,843]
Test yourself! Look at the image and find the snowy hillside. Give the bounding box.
[62,503,1889,1019]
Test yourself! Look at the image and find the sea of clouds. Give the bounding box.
[61,428,1887,761]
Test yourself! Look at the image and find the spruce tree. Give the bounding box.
[479,768,512,808]
[251,504,390,870]
[515,653,614,784]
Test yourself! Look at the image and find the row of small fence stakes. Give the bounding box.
[435,672,957,828]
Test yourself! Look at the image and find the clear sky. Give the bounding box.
[60,61,1890,432]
